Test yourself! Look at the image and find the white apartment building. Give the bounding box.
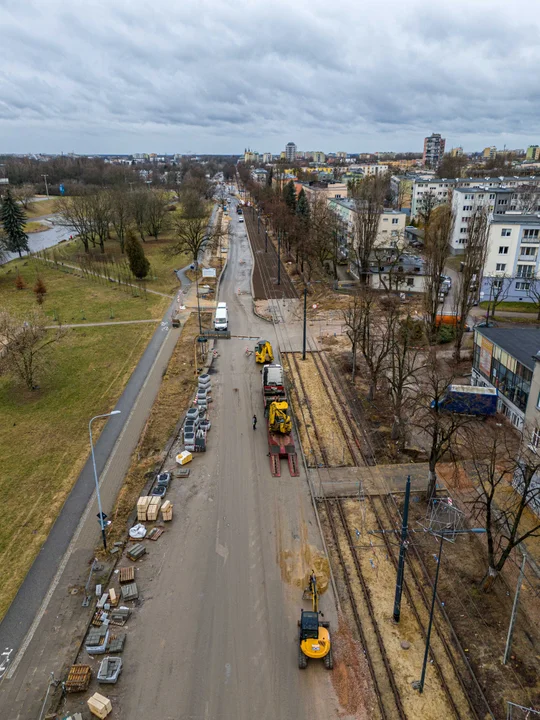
[348,164,389,177]
[482,213,540,303]
[411,176,540,218]
[449,187,513,253]
[285,142,297,162]
[262,153,273,163]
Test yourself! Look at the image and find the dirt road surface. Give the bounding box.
[114,206,343,719]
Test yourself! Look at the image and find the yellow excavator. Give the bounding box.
[268,400,292,434]
[255,340,274,364]
[298,571,333,670]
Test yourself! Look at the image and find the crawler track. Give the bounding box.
[321,496,406,720]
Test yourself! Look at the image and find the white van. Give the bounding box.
[214,302,228,331]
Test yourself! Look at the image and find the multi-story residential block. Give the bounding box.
[482,212,540,302]
[423,133,446,168]
[483,146,497,159]
[348,164,389,176]
[410,176,540,218]
[244,149,258,164]
[312,151,326,163]
[449,187,513,253]
[285,142,297,163]
[262,153,273,163]
[526,145,540,161]
[472,327,540,429]
[450,147,463,157]
[300,181,347,203]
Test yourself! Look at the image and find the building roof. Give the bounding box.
[477,327,540,371]
[490,212,540,225]
[415,176,540,185]
[454,186,513,194]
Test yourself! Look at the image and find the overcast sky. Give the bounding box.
[1,0,539,155]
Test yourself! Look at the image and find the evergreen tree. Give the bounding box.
[296,188,310,223]
[125,229,150,279]
[266,167,273,187]
[1,190,29,257]
[283,180,297,212]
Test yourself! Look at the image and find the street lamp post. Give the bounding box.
[191,259,203,335]
[89,410,121,550]
[302,286,308,360]
[277,231,281,285]
[42,174,49,199]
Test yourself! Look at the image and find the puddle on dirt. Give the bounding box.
[280,543,330,593]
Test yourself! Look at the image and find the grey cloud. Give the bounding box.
[0,0,540,153]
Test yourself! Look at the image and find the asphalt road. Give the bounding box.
[115,204,342,719]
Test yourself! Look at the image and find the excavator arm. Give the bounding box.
[268,400,292,434]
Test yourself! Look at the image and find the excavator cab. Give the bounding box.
[298,573,333,670]
[255,340,274,364]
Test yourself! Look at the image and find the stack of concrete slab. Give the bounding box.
[137,496,152,521]
[146,497,161,521]
[161,500,173,521]
[97,656,122,684]
[127,543,146,561]
[85,626,110,655]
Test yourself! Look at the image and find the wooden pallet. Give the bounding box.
[119,567,135,584]
[147,527,164,541]
[65,664,91,693]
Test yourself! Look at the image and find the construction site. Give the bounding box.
[243,202,540,720]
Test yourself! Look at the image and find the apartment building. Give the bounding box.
[410,176,540,218]
[251,168,268,184]
[348,164,389,177]
[300,180,347,202]
[483,146,497,159]
[262,153,273,163]
[526,145,540,161]
[423,133,446,168]
[449,187,513,253]
[482,213,540,301]
[285,142,297,162]
[472,327,540,429]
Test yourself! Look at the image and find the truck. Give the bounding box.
[434,384,498,416]
[262,364,299,477]
[214,302,228,331]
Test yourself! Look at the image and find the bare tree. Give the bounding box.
[145,190,169,239]
[87,191,112,253]
[130,189,149,242]
[0,309,66,390]
[350,176,386,284]
[462,422,540,590]
[342,292,363,381]
[483,274,513,320]
[413,350,470,501]
[168,215,221,263]
[423,205,453,339]
[453,206,489,361]
[56,193,94,252]
[512,184,540,213]
[13,184,36,210]
[356,289,394,400]
[0,228,9,262]
[525,278,540,320]
[109,187,131,253]
[386,307,426,446]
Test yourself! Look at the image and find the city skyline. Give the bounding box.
[1,0,540,155]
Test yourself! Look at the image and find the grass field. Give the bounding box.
[26,199,59,218]
[24,221,49,233]
[0,323,156,620]
[480,300,539,313]
[0,258,169,324]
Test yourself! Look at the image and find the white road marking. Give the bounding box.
[5,330,173,681]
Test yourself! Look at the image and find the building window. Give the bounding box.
[496,263,507,272]
[515,281,531,290]
[517,264,535,278]
[490,194,496,199]
[392,218,399,224]
[460,228,468,234]
[501,228,511,236]
[461,216,469,222]
[383,218,388,222]
[498,199,509,205]
[532,427,540,447]
[520,246,537,257]
[524,229,540,239]
[463,205,472,210]
[498,246,509,254]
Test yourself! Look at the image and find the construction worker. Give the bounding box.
[252,415,257,430]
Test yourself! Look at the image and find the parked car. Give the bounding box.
[238,216,244,223]
[151,485,167,498]
[474,319,498,328]
[156,472,171,487]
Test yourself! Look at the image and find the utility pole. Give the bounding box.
[265,228,268,253]
[503,552,527,665]
[415,531,444,693]
[302,286,308,360]
[277,231,281,285]
[42,174,49,199]
[393,475,411,622]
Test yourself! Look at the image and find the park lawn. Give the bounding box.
[479,301,538,313]
[0,257,169,324]
[0,322,156,620]
[26,199,59,218]
[24,221,49,233]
